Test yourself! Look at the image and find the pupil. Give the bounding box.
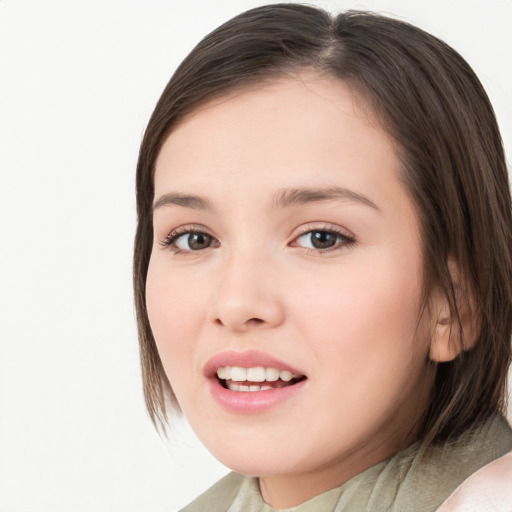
[188,233,210,250]
[311,231,337,249]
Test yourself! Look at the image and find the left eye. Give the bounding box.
[293,230,351,250]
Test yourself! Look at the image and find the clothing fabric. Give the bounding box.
[179,415,512,512]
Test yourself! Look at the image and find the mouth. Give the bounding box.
[216,365,306,392]
[204,350,307,412]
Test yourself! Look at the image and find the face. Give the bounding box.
[146,75,436,507]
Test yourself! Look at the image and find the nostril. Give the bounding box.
[213,317,264,328]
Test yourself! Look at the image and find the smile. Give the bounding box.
[217,366,304,392]
[205,351,308,412]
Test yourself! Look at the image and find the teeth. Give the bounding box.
[217,366,229,380]
[216,366,300,383]
[265,368,280,382]
[230,367,247,381]
[226,382,273,392]
[247,367,266,382]
[280,370,293,382]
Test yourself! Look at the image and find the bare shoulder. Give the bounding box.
[436,452,512,512]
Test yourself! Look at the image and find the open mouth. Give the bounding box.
[217,366,307,392]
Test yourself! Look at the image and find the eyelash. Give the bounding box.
[291,224,356,255]
[159,224,356,256]
[160,225,218,256]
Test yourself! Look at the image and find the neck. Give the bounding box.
[259,427,418,508]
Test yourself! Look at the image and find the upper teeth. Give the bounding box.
[216,366,297,382]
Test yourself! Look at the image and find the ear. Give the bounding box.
[429,260,480,363]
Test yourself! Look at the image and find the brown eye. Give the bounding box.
[175,232,215,251]
[292,229,355,252]
[309,231,339,249]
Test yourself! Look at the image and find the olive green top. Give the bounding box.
[180,415,512,512]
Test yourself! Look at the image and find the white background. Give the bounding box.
[0,1,511,511]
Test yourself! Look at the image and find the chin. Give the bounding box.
[200,431,313,477]
[216,454,298,478]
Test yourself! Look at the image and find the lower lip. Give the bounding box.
[208,378,306,414]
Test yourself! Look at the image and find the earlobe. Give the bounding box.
[429,303,462,363]
[429,262,480,363]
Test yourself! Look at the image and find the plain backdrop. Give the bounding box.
[0,1,511,511]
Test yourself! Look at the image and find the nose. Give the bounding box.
[210,250,285,333]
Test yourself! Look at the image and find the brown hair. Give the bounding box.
[134,4,512,443]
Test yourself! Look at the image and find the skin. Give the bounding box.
[146,74,447,508]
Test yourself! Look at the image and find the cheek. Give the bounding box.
[145,261,206,385]
[285,256,431,454]
[293,250,427,381]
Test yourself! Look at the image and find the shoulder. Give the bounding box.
[179,472,246,512]
[436,451,512,512]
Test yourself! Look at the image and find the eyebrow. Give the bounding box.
[272,186,381,212]
[152,186,380,213]
[152,192,213,212]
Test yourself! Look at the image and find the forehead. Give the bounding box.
[153,74,403,211]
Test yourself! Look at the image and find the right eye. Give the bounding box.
[161,228,220,254]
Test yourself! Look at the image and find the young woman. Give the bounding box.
[134,4,512,510]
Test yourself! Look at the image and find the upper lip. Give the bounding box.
[203,350,306,379]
